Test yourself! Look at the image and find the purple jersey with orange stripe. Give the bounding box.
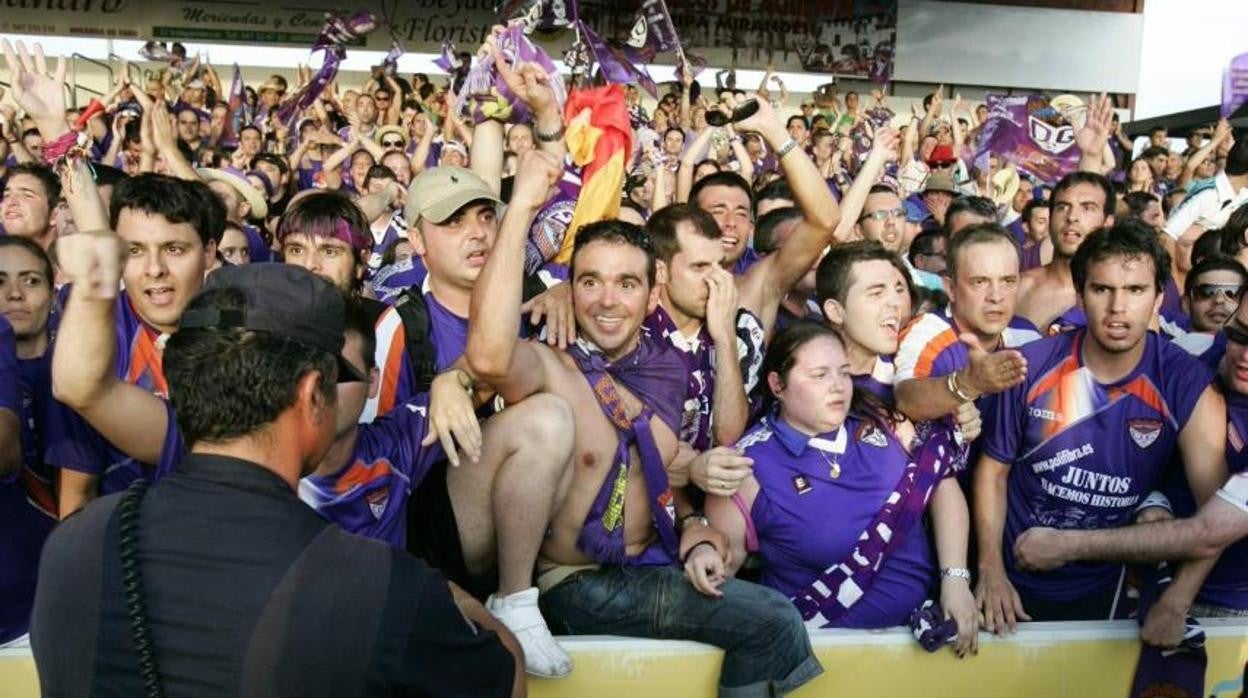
[43,296,177,493]
[980,330,1212,601]
[299,394,441,548]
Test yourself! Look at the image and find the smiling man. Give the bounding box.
[48,173,225,515]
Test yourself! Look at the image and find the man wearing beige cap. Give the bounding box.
[367,165,579,678]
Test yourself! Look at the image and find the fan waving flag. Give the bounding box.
[554,85,633,265]
[622,0,680,62]
[275,11,379,126]
[577,21,657,96]
[220,63,245,149]
[1223,53,1248,119]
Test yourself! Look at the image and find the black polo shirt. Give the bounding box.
[31,453,514,697]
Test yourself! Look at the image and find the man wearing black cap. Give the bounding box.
[31,264,523,697]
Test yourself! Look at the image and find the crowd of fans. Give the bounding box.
[4,26,1248,697]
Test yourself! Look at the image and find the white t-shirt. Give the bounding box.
[1163,171,1248,240]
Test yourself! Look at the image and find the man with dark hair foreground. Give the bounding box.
[31,264,523,697]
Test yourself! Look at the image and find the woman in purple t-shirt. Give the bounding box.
[702,322,979,655]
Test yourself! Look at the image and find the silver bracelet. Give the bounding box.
[776,137,799,160]
[941,567,971,581]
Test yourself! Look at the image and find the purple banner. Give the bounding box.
[973,93,1080,187]
[1223,52,1248,119]
[577,21,657,96]
[275,11,378,127]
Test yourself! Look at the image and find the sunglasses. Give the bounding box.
[1224,323,1248,346]
[860,207,906,223]
[1194,283,1243,302]
[381,138,405,147]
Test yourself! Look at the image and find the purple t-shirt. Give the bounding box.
[366,282,469,421]
[1162,387,1248,610]
[739,414,935,628]
[242,223,273,264]
[0,316,19,416]
[1,321,57,643]
[731,246,762,276]
[1020,243,1043,272]
[42,297,182,493]
[980,330,1212,601]
[299,394,442,548]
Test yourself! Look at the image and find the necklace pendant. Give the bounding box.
[829,461,841,479]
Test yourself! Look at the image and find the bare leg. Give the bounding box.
[447,392,575,594]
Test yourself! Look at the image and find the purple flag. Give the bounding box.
[577,21,657,97]
[221,63,245,148]
[498,0,573,33]
[381,40,403,77]
[1222,52,1248,119]
[973,93,1080,186]
[454,23,567,125]
[275,11,378,127]
[867,41,894,85]
[620,0,679,63]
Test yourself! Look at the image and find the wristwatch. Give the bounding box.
[941,567,972,581]
[678,512,709,532]
[536,123,565,143]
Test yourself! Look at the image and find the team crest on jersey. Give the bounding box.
[366,489,389,519]
[792,475,813,495]
[856,421,888,448]
[1128,419,1163,449]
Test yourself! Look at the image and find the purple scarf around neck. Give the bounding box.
[565,335,686,566]
[792,420,957,628]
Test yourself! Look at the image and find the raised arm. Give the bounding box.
[1,40,70,145]
[494,49,566,162]
[464,151,563,403]
[676,126,717,203]
[831,127,899,243]
[470,119,504,196]
[1076,93,1113,174]
[737,99,843,325]
[51,160,171,465]
[149,100,199,181]
[1179,119,1231,190]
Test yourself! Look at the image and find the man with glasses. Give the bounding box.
[1175,255,1248,368]
[855,183,943,291]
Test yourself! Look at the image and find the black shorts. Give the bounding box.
[406,459,498,601]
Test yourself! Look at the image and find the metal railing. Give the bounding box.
[69,52,113,109]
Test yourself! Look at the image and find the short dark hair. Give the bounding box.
[945,223,1018,279]
[664,126,685,141]
[1122,191,1160,220]
[251,152,290,177]
[163,287,338,447]
[1149,125,1167,136]
[690,170,753,215]
[1022,199,1049,227]
[646,203,721,264]
[6,162,62,204]
[754,177,794,213]
[944,196,998,235]
[755,206,803,255]
[1226,136,1248,177]
[0,235,54,288]
[110,173,226,246]
[1141,145,1170,161]
[363,164,398,189]
[345,298,378,371]
[1191,226,1229,267]
[1071,218,1171,294]
[786,115,807,130]
[1051,171,1114,218]
[908,229,946,268]
[571,219,657,287]
[816,240,913,307]
[1185,255,1248,296]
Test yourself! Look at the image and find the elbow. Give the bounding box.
[808,209,841,236]
[465,345,509,385]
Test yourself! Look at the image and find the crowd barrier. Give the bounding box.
[2,620,1246,697]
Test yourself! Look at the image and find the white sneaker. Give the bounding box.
[486,587,573,678]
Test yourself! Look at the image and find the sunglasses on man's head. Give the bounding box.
[381,138,405,147]
[1194,283,1243,302]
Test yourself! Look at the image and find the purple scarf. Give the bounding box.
[792,420,957,627]
[1129,562,1206,698]
[566,336,685,566]
[455,23,566,126]
[644,306,715,452]
[525,162,581,275]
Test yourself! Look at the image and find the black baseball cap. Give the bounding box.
[179,264,368,383]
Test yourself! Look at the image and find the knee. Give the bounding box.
[732,582,809,649]
[507,393,576,461]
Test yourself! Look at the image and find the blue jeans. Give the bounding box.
[539,564,822,698]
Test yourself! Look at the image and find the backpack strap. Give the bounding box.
[393,289,437,394]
